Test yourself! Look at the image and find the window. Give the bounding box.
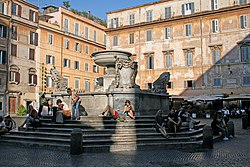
[28,68,37,85]
[185,24,192,36]
[29,10,37,22]
[182,2,194,15]
[84,63,89,71]
[111,18,119,28]
[64,58,70,68]
[240,0,247,5]
[166,53,172,68]
[74,61,80,70]
[186,50,193,66]
[9,65,20,83]
[146,10,152,22]
[30,31,38,45]
[240,15,248,29]
[12,3,21,16]
[147,54,154,69]
[85,27,89,39]
[29,48,35,60]
[243,76,250,85]
[184,80,195,88]
[167,82,173,89]
[0,24,7,38]
[212,48,221,64]
[211,0,219,10]
[64,18,69,32]
[165,7,171,18]
[113,36,118,46]
[0,50,6,64]
[104,34,106,46]
[64,38,69,49]
[74,78,80,89]
[46,55,54,65]
[85,80,90,92]
[129,14,135,25]
[48,34,53,45]
[85,45,89,54]
[11,25,17,40]
[74,23,79,35]
[93,30,97,42]
[0,2,4,14]
[0,99,2,111]
[129,33,134,44]
[93,65,99,73]
[11,44,17,57]
[212,19,219,33]
[75,42,82,52]
[146,30,152,41]
[46,76,53,88]
[64,77,69,87]
[214,78,221,86]
[241,45,250,62]
[165,27,171,39]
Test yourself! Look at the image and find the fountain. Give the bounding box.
[78,50,170,115]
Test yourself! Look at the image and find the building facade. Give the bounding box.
[0,0,39,115]
[0,0,10,115]
[38,6,106,95]
[106,0,250,97]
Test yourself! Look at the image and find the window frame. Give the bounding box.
[185,24,192,36]
[146,10,153,22]
[146,30,152,42]
[212,19,219,33]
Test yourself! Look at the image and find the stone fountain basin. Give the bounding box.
[91,50,132,67]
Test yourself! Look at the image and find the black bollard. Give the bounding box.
[242,114,248,129]
[70,128,83,155]
[227,121,234,137]
[202,125,213,149]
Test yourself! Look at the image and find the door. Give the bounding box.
[9,97,16,114]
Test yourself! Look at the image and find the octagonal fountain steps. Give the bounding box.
[0,115,206,153]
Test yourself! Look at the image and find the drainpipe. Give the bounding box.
[200,0,204,87]
[6,1,12,115]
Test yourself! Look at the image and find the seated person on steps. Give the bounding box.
[155,110,168,138]
[123,100,135,120]
[4,115,16,132]
[54,99,70,123]
[211,110,231,141]
[19,105,40,131]
[178,108,200,131]
[167,108,181,133]
[0,116,8,135]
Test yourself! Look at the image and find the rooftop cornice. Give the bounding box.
[105,4,250,32]
[107,0,171,14]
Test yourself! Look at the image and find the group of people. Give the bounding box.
[155,107,200,138]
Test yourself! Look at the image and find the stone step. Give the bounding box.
[82,141,203,153]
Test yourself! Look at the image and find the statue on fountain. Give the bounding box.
[152,72,170,93]
[50,66,68,92]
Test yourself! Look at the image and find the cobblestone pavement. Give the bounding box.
[0,118,250,167]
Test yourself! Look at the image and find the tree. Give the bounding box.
[63,1,70,9]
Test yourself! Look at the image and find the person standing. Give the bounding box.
[67,88,81,120]
[222,107,230,125]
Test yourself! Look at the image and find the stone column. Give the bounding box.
[202,125,213,149]
[70,128,83,155]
